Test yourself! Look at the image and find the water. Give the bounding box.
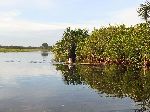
[0,52,148,112]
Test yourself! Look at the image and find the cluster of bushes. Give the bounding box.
[51,23,150,65]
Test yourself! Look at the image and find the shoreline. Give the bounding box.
[54,60,150,68]
[0,48,48,52]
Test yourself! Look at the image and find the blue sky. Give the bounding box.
[0,0,145,46]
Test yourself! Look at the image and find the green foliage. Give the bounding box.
[76,26,113,62]
[42,43,49,49]
[51,27,89,62]
[137,0,150,23]
[78,23,150,64]
[52,23,150,64]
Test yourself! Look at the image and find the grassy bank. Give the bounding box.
[0,48,42,52]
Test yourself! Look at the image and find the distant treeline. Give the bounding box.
[0,45,40,49]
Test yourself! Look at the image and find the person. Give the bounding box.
[68,42,76,63]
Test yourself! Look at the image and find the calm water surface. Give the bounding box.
[0,52,148,112]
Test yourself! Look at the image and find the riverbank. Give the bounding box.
[0,48,42,52]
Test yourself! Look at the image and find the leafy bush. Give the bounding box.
[52,23,150,65]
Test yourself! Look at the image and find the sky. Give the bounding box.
[0,0,146,46]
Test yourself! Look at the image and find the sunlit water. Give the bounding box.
[0,52,147,112]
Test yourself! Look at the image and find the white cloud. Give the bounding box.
[109,0,146,26]
[34,0,55,10]
[0,0,18,5]
[0,10,21,21]
[0,10,83,46]
[0,19,88,32]
[0,10,90,32]
[110,7,143,26]
[83,6,143,28]
[0,10,63,31]
[0,0,143,31]
[0,0,56,11]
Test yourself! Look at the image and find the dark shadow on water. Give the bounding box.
[56,64,84,85]
[41,51,49,57]
[41,51,49,62]
[54,63,150,112]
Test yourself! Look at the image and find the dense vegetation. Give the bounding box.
[51,27,89,62]
[51,23,150,66]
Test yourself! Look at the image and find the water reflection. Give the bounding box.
[41,51,49,57]
[41,51,49,62]
[55,64,150,111]
[55,64,83,85]
[1,52,150,112]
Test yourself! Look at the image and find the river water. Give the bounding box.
[0,52,149,112]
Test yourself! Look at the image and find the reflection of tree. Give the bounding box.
[54,64,150,111]
[41,52,49,57]
[55,64,84,85]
